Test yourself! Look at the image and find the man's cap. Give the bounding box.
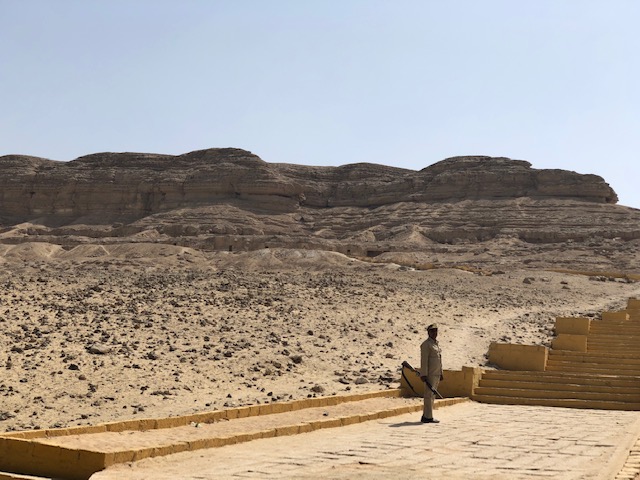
[427,323,438,331]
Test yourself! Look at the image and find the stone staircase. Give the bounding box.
[473,298,640,410]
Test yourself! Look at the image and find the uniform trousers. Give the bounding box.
[423,376,440,419]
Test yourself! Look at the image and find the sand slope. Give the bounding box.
[0,244,637,432]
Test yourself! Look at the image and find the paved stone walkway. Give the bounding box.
[91,402,640,480]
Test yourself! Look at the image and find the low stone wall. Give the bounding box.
[439,367,483,398]
[602,311,630,321]
[488,343,548,371]
[555,316,591,335]
[0,437,105,480]
[552,334,587,352]
[400,366,482,398]
[3,389,403,441]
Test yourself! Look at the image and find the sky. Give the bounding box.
[1,1,638,207]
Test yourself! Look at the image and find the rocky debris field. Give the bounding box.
[0,247,637,432]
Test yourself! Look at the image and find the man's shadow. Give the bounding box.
[388,421,424,427]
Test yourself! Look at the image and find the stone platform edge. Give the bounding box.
[0,390,467,480]
[2,389,409,441]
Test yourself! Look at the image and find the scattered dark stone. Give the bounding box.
[0,411,16,421]
[87,344,111,355]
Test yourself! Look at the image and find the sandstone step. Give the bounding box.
[587,334,640,339]
[590,324,640,330]
[590,334,640,338]
[592,316,640,323]
[587,343,640,350]
[588,333,640,339]
[472,394,640,410]
[547,358,640,369]
[481,371,640,388]
[473,386,640,403]
[589,328,640,332]
[591,319,640,324]
[592,318,640,323]
[586,344,640,353]
[587,347,640,355]
[545,362,640,376]
[547,358,640,368]
[587,339,640,348]
[589,327,640,335]
[591,318,640,325]
[587,338,640,353]
[589,322,640,334]
[478,379,640,396]
[548,352,640,365]
[594,317,640,322]
[550,350,640,359]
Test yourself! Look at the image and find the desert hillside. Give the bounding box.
[0,149,639,432]
[0,246,638,432]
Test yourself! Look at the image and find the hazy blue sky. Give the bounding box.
[2,1,638,207]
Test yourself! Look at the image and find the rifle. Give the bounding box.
[401,360,444,399]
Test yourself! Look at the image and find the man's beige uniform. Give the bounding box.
[420,336,442,419]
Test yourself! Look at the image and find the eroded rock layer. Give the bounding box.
[1,148,639,266]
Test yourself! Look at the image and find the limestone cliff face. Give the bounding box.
[275,155,618,207]
[0,148,636,250]
[0,149,304,221]
[0,149,618,220]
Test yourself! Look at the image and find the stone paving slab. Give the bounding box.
[91,402,640,480]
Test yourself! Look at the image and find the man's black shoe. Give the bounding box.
[421,416,439,423]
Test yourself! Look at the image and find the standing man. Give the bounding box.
[420,323,443,423]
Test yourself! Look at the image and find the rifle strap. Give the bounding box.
[401,363,422,397]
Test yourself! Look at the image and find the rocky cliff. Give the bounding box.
[0,148,619,217]
[1,148,638,269]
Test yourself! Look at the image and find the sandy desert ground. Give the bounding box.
[0,243,638,433]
